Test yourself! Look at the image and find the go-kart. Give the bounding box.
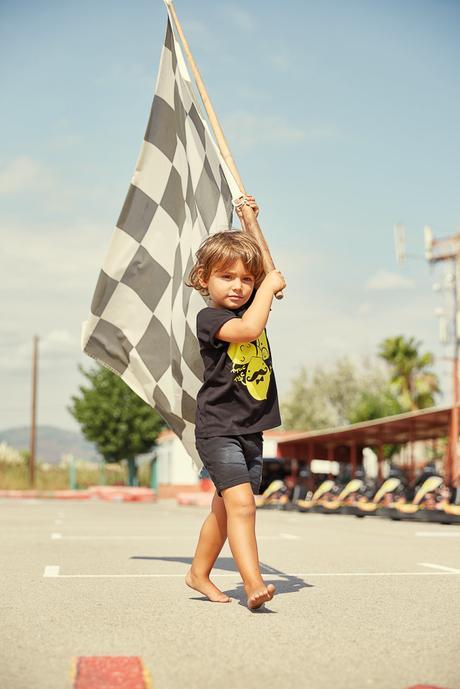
[255,479,290,509]
[381,475,460,523]
[350,476,404,517]
[296,479,336,513]
[314,478,364,514]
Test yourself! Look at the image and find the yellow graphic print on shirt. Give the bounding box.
[226,329,272,401]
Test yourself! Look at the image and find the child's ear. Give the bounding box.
[197,268,207,289]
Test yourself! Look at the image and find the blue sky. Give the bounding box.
[1,0,459,431]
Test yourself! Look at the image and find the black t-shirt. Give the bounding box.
[195,289,282,438]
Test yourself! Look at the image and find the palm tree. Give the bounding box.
[378,335,440,411]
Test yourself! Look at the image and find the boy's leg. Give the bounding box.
[221,482,276,609]
[185,490,231,602]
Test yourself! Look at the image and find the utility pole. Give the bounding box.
[424,227,460,489]
[29,335,39,487]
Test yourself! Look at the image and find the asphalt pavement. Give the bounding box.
[1,497,459,689]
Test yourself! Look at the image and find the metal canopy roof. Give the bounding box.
[277,404,457,448]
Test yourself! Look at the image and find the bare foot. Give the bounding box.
[245,582,276,610]
[185,568,231,603]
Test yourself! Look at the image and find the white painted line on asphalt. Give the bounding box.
[47,535,183,540]
[43,566,60,577]
[418,562,460,573]
[279,533,300,540]
[416,531,460,538]
[41,534,291,541]
[41,570,460,579]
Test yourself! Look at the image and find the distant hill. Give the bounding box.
[0,426,100,464]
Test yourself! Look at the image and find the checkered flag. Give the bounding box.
[81,16,241,472]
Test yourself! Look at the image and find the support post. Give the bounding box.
[350,440,357,478]
[150,453,158,491]
[409,431,415,485]
[29,335,39,488]
[307,443,314,492]
[449,358,458,487]
[69,455,77,490]
[99,460,106,486]
[377,444,384,482]
[452,254,460,487]
[327,445,334,480]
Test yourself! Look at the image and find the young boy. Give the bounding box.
[185,198,286,610]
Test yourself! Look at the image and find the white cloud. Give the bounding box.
[0,329,78,373]
[271,246,324,273]
[48,132,84,152]
[0,156,55,195]
[0,154,115,215]
[224,7,254,32]
[182,18,209,40]
[40,330,78,355]
[357,302,372,316]
[224,113,303,150]
[1,218,111,293]
[223,112,338,151]
[366,270,415,291]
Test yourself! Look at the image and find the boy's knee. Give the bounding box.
[232,501,256,519]
[223,488,256,518]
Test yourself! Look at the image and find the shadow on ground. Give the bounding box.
[131,555,313,610]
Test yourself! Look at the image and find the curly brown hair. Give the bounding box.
[185,230,265,297]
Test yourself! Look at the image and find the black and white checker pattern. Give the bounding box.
[81,16,241,472]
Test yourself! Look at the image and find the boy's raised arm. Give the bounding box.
[215,270,286,343]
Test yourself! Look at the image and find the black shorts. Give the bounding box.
[195,432,263,497]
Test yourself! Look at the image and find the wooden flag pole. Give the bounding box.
[165,0,284,299]
[29,334,39,487]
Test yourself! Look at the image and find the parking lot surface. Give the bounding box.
[1,497,459,689]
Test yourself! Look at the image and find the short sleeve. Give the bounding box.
[197,307,238,348]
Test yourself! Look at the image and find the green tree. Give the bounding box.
[281,355,404,431]
[282,356,364,430]
[377,335,440,411]
[347,386,403,423]
[347,364,404,423]
[347,366,404,460]
[68,364,166,486]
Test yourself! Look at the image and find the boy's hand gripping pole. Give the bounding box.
[232,195,283,300]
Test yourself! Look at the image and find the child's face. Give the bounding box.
[200,258,255,309]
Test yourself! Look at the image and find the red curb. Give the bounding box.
[0,489,90,499]
[87,486,157,502]
[72,656,151,689]
[0,487,156,501]
[54,490,91,500]
[176,491,213,506]
[407,685,456,688]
